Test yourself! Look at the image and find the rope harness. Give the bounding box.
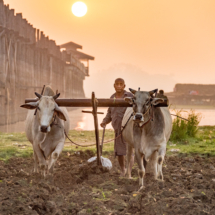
[63,112,134,147]
[132,100,154,128]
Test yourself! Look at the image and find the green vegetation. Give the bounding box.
[1,119,215,161]
[167,126,215,156]
[64,129,114,155]
[170,109,201,141]
[167,109,215,156]
[0,129,115,162]
[0,132,33,161]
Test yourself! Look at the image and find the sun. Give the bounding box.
[72,2,87,17]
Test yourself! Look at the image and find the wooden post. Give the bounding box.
[91,92,101,166]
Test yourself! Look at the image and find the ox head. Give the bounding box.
[20,92,66,133]
[124,88,164,122]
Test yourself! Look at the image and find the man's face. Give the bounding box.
[114,80,125,93]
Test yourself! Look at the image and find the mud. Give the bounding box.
[0,151,215,214]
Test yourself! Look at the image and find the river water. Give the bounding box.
[0,108,215,133]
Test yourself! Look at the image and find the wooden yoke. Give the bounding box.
[25,98,169,107]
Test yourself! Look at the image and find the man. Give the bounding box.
[156,89,168,100]
[100,78,134,176]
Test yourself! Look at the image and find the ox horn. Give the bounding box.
[53,93,60,101]
[129,88,137,94]
[149,89,158,96]
[35,92,42,99]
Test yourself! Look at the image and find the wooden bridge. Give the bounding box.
[0,0,94,131]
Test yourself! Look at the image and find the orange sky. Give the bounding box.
[4,0,215,97]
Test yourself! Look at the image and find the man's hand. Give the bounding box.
[100,122,106,128]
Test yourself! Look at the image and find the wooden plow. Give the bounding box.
[25,92,168,166]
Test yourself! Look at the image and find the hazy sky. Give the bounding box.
[4,0,215,97]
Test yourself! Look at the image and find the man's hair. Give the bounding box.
[114,78,125,84]
[159,90,164,95]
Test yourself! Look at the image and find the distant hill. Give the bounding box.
[84,63,176,98]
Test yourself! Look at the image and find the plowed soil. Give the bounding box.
[0,151,215,215]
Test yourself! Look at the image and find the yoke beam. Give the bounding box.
[25,98,169,107]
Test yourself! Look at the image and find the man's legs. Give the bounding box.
[118,155,126,176]
[118,155,134,177]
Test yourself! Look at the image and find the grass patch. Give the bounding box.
[63,129,115,155]
[0,132,33,161]
[1,124,215,162]
[170,109,201,141]
[0,129,115,161]
[167,126,215,157]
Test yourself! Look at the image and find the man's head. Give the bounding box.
[114,78,125,93]
[159,90,164,95]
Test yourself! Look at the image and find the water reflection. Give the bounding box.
[69,108,113,131]
[0,107,215,133]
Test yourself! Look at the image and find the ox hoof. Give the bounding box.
[156,174,163,181]
[42,171,46,178]
[138,186,145,192]
[126,174,132,179]
[33,168,39,174]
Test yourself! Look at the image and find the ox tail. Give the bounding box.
[43,85,55,96]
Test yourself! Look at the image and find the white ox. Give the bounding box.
[21,86,70,175]
[122,88,172,189]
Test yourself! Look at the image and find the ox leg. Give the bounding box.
[135,150,145,189]
[33,143,47,177]
[157,145,166,180]
[150,151,158,179]
[126,146,133,179]
[48,141,64,171]
[33,151,39,173]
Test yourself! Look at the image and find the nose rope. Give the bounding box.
[133,102,154,128]
[133,102,152,118]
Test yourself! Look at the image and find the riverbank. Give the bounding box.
[170,104,215,110]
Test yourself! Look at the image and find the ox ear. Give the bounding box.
[20,102,38,109]
[54,104,66,121]
[151,98,164,106]
[124,97,133,105]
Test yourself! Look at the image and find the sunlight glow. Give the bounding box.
[72,2,87,17]
[75,116,86,130]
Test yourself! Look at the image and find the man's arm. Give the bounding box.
[100,107,112,128]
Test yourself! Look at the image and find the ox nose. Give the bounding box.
[135,114,142,120]
[40,125,48,133]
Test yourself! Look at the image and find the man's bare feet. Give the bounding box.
[120,168,126,177]
[118,155,126,177]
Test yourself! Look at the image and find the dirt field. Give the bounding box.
[0,151,215,215]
